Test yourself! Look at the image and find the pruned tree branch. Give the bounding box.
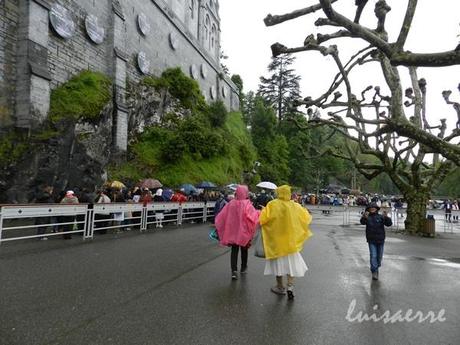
[264,0,339,27]
[266,0,460,67]
[395,0,418,51]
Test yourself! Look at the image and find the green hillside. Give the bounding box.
[111,111,255,186]
[110,68,256,187]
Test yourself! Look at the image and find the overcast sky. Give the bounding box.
[220,0,460,131]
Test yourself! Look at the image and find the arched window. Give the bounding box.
[211,24,216,50]
[189,0,195,19]
[205,15,210,46]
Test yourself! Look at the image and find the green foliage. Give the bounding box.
[0,131,29,168]
[205,101,228,128]
[436,167,460,197]
[30,128,61,141]
[111,112,256,186]
[49,70,112,123]
[231,74,245,114]
[258,53,301,121]
[231,74,243,92]
[110,69,255,186]
[279,115,313,187]
[145,68,207,111]
[250,99,290,184]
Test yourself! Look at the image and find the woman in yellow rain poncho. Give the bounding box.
[259,185,312,300]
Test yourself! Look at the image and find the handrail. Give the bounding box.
[0,201,216,244]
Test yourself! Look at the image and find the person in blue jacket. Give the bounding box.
[360,202,392,280]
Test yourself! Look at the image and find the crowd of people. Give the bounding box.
[32,181,451,297]
[32,184,220,240]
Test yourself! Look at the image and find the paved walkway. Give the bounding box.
[1,220,459,345]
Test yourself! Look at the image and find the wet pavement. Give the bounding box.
[1,218,459,345]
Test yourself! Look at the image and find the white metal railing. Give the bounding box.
[306,204,459,234]
[0,201,216,244]
[442,209,460,233]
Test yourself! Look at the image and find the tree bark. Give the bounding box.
[404,191,429,235]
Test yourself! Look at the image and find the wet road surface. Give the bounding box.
[1,219,459,345]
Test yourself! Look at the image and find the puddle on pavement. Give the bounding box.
[386,255,460,268]
[383,237,407,243]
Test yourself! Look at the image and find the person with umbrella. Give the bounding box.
[171,189,187,204]
[260,185,313,300]
[255,190,270,210]
[215,185,260,280]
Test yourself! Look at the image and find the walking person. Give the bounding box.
[215,185,260,280]
[360,202,392,280]
[444,199,452,223]
[452,200,459,223]
[259,185,313,300]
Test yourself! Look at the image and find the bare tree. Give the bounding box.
[263,0,460,234]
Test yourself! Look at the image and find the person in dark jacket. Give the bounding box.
[360,202,392,280]
[34,185,54,240]
[213,192,228,219]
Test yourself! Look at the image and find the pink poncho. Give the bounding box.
[215,185,260,247]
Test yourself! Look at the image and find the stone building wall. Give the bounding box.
[0,0,239,149]
[47,0,113,88]
[0,0,19,130]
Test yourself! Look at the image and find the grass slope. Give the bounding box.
[110,112,256,187]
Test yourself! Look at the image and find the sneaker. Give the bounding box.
[287,285,294,300]
[270,286,286,295]
[372,272,378,280]
[231,271,238,280]
[240,267,248,274]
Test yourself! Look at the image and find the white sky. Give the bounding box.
[220,0,460,132]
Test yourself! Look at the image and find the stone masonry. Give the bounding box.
[0,0,239,150]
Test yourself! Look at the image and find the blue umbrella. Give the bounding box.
[195,181,217,189]
[162,188,174,201]
[180,184,198,195]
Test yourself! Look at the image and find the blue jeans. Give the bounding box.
[368,242,384,273]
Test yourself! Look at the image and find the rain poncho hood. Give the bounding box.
[215,185,260,247]
[260,185,312,259]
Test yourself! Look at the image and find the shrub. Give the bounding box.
[49,70,112,123]
[143,68,207,112]
[0,131,28,168]
[206,101,228,128]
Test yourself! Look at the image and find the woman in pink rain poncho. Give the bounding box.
[215,185,260,280]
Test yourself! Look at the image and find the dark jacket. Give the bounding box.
[360,213,392,244]
[213,197,227,217]
[35,191,54,204]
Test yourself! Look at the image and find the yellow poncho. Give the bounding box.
[260,185,313,259]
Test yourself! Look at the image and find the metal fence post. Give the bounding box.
[141,206,147,231]
[82,206,88,241]
[178,204,183,226]
[86,208,95,239]
[203,204,207,223]
[0,209,3,245]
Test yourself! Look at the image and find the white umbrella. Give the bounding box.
[226,183,238,191]
[257,181,277,190]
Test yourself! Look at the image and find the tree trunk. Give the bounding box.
[404,192,429,235]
